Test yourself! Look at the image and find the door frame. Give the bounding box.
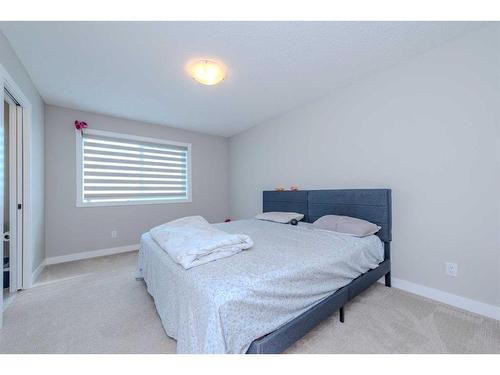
[1,63,33,294]
[3,93,23,293]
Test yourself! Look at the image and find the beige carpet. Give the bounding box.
[1,251,499,354]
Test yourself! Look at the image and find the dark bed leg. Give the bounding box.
[339,307,344,323]
[385,272,391,287]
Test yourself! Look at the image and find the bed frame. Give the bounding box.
[246,189,392,354]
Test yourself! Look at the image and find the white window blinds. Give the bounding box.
[77,130,191,206]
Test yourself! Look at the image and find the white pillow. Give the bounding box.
[313,215,380,237]
[255,212,304,224]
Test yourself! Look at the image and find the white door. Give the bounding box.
[1,92,23,327]
[10,104,22,292]
[3,95,21,294]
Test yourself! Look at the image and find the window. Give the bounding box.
[76,129,191,207]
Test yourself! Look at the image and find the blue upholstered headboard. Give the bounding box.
[262,189,392,243]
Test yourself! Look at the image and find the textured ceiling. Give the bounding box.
[0,21,486,136]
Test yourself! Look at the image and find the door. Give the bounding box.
[0,68,30,327]
[10,103,22,292]
[3,94,21,293]
[1,90,23,327]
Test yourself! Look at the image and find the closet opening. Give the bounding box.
[2,89,24,309]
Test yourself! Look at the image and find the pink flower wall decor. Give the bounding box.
[74,120,88,134]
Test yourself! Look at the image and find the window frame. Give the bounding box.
[76,129,192,207]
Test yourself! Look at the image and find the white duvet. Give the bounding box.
[150,215,253,269]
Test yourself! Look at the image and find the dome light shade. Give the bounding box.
[188,60,226,86]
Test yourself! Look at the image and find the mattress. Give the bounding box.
[137,219,384,354]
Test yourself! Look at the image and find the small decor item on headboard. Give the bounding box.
[224,218,231,223]
[275,187,285,192]
[74,120,88,134]
[290,185,299,191]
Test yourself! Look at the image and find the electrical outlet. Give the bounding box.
[445,262,458,277]
[111,230,118,239]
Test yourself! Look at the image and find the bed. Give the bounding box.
[137,189,392,354]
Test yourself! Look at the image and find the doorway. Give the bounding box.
[2,90,24,307]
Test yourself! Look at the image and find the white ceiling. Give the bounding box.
[0,22,486,136]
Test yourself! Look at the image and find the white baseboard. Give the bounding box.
[31,260,46,284]
[380,277,500,321]
[45,244,140,265]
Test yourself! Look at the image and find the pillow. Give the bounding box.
[255,212,304,224]
[312,215,380,237]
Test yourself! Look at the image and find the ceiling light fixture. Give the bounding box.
[188,60,226,86]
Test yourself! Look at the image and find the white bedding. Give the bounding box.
[137,219,384,353]
[150,215,253,269]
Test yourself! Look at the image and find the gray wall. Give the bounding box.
[45,105,229,258]
[230,25,500,306]
[0,31,45,273]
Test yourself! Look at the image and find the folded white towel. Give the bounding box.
[150,215,253,269]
